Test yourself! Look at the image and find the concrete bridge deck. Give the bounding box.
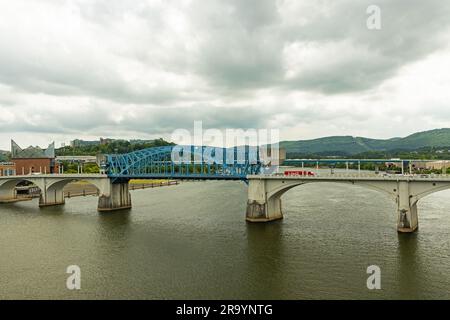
[0,174,107,179]
[251,173,450,181]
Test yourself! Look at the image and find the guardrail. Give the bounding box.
[252,173,450,180]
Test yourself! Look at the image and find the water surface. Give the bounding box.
[1,180,450,299]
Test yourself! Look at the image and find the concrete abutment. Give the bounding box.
[246,179,283,222]
[39,186,65,207]
[396,181,419,233]
[97,181,132,212]
[0,187,18,203]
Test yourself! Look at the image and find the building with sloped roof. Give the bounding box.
[11,140,59,175]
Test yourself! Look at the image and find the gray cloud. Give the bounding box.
[281,0,450,93]
[0,0,450,148]
[0,102,276,136]
[2,0,449,97]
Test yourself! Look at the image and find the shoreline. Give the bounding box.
[14,180,180,200]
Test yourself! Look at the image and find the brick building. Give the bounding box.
[11,140,60,175]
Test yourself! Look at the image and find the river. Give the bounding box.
[1,179,450,299]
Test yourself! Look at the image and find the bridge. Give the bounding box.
[1,146,450,233]
[104,145,263,181]
[0,146,264,212]
[246,173,450,233]
[0,174,121,210]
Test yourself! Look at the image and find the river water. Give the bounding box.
[1,179,450,299]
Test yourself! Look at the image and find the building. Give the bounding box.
[70,139,100,148]
[279,148,286,165]
[130,139,156,145]
[70,138,157,148]
[56,155,98,163]
[0,162,16,176]
[100,138,115,145]
[425,160,450,171]
[11,140,60,175]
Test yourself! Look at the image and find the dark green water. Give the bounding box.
[1,180,450,299]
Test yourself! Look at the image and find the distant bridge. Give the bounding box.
[2,146,450,233]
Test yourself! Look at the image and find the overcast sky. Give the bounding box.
[1,0,450,149]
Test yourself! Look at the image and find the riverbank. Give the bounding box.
[15,179,179,200]
[65,179,179,198]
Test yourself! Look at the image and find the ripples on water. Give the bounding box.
[1,180,450,299]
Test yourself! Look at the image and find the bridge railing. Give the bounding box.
[256,172,450,180]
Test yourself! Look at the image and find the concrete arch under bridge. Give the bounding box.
[245,174,450,233]
[0,174,131,211]
[3,172,450,234]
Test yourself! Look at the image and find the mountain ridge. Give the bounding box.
[280,128,450,157]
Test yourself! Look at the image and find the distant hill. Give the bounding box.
[56,138,174,156]
[281,128,450,157]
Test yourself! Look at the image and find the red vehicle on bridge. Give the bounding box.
[284,170,315,176]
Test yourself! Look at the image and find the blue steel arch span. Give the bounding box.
[104,145,265,182]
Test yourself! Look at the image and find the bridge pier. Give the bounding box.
[396,181,419,233]
[97,181,132,212]
[246,179,283,222]
[39,188,65,207]
[0,186,18,203]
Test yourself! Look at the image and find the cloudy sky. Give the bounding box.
[1,0,450,149]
